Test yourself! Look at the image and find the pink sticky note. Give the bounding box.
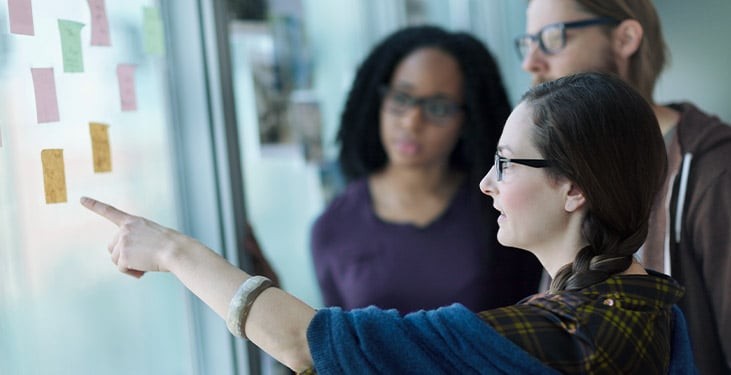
[31,68,60,123]
[87,0,111,46]
[116,64,137,111]
[8,0,35,35]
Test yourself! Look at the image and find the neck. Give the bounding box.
[653,104,681,136]
[531,211,588,279]
[375,164,460,196]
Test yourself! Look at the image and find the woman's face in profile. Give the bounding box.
[480,102,569,253]
[379,47,465,170]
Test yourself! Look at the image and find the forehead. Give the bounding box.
[526,0,595,32]
[498,101,537,155]
[391,47,463,93]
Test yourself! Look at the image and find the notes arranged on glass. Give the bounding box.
[8,0,34,35]
[41,149,67,204]
[30,68,60,123]
[116,64,137,111]
[58,20,85,73]
[87,0,111,46]
[89,122,112,173]
[142,7,165,55]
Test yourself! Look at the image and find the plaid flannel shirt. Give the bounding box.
[478,272,684,374]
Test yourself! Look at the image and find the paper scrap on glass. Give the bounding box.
[87,0,111,46]
[8,0,34,35]
[58,20,85,73]
[31,68,60,123]
[116,64,137,111]
[41,149,67,204]
[89,122,112,173]
[142,7,165,55]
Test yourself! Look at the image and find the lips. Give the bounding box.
[394,139,420,156]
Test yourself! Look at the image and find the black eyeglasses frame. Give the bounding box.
[494,152,552,182]
[514,17,620,60]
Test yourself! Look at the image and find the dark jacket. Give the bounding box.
[668,102,731,375]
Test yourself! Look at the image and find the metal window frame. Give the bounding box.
[162,1,257,374]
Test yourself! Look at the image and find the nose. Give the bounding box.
[520,42,548,77]
[480,166,498,197]
[399,105,427,131]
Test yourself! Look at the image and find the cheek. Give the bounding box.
[500,182,537,215]
[432,129,461,155]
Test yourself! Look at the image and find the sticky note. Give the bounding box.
[87,0,111,46]
[142,7,165,55]
[31,68,60,123]
[116,64,137,111]
[8,0,34,35]
[58,20,85,73]
[41,149,67,204]
[89,122,111,173]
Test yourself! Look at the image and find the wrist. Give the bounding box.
[159,232,190,273]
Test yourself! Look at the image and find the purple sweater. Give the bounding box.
[310,178,541,313]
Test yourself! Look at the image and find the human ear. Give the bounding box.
[612,19,643,59]
[564,182,586,213]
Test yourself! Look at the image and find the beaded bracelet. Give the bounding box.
[226,275,273,339]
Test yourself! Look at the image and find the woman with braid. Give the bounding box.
[81,72,696,373]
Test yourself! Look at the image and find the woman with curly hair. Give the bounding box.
[310,25,541,313]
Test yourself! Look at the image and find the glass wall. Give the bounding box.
[0,1,194,373]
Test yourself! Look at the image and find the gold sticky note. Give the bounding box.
[41,149,67,204]
[89,122,111,173]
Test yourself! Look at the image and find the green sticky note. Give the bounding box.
[58,20,85,73]
[142,7,165,55]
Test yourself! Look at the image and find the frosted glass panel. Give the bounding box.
[0,1,194,374]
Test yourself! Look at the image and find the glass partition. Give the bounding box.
[0,1,194,373]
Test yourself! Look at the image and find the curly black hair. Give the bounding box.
[337,25,512,193]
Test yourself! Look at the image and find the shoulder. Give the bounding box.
[672,102,731,156]
[311,179,371,244]
[314,179,369,224]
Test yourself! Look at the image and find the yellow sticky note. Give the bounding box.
[41,149,67,204]
[89,122,112,173]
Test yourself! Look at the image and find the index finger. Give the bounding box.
[80,196,133,226]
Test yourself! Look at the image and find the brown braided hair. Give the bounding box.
[522,72,667,292]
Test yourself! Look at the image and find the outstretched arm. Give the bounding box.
[81,197,316,372]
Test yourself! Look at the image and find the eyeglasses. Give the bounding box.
[380,86,464,125]
[494,152,551,182]
[514,17,619,60]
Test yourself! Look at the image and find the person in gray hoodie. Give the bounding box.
[516,0,731,373]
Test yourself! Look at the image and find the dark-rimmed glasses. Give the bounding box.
[514,17,620,60]
[379,86,464,125]
[494,152,551,182]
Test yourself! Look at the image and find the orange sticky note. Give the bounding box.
[31,68,60,123]
[116,64,137,111]
[8,0,34,35]
[41,149,67,204]
[88,0,111,46]
[89,122,112,172]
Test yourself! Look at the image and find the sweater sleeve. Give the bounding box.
[306,304,559,375]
